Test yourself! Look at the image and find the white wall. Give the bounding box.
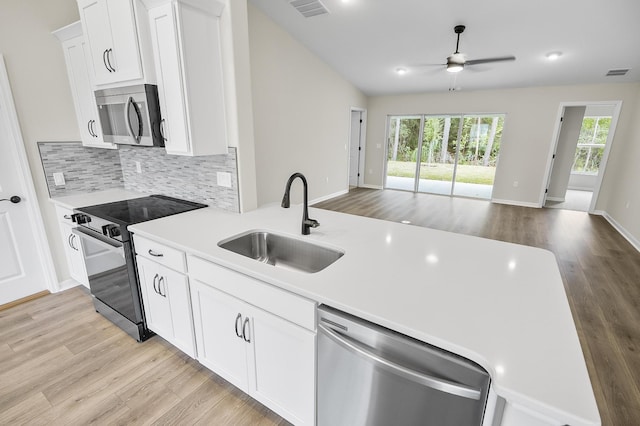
[0,0,81,283]
[220,0,258,212]
[365,83,640,212]
[599,85,640,243]
[247,5,367,206]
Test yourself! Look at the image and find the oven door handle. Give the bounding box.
[318,323,482,400]
[72,226,123,249]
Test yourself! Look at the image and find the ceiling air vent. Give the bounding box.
[606,69,630,76]
[289,0,329,18]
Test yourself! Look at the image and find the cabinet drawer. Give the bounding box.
[54,205,75,224]
[133,235,186,273]
[188,255,316,331]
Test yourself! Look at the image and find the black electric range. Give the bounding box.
[71,195,206,341]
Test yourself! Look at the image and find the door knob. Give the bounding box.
[0,196,21,203]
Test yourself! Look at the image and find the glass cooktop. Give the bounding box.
[78,195,207,226]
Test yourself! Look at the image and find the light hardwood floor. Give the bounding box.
[314,188,640,426]
[0,287,289,425]
[2,188,638,425]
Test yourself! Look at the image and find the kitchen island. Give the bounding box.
[128,203,600,426]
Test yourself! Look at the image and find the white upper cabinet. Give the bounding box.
[77,0,154,87]
[148,0,228,156]
[53,22,116,149]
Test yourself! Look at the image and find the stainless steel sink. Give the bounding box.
[218,230,344,273]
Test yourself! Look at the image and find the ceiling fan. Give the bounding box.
[440,25,515,73]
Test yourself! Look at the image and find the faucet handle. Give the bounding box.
[304,218,320,228]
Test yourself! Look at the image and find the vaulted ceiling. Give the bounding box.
[249,0,640,95]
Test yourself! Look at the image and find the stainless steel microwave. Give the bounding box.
[95,84,164,147]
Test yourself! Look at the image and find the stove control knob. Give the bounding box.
[72,213,89,224]
[102,224,121,238]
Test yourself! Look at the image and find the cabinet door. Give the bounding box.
[137,256,195,357]
[78,0,143,85]
[500,402,558,426]
[137,256,173,339]
[147,0,227,156]
[148,3,189,153]
[249,307,316,426]
[105,0,143,83]
[58,222,89,288]
[62,36,115,149]
[78,0,115,84]
[190,280,249,392]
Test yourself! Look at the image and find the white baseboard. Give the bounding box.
[56,279,81,292]
[491,198,541,208]
[310,189,348,205]
[545,196,565,202]
[360,184,383,190]
[567,186,594,192]
[595,211,640,253]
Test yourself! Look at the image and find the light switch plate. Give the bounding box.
[53,172,65,186]
[217,172,232,188]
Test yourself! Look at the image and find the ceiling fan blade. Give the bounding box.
[466,56,516,66]
[410,63,447,68]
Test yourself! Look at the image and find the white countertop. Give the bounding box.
[125,203,599,425]
[49,188,145,210]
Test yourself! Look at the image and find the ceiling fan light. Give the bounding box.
[447,63,464,73]
[546,51,562,61]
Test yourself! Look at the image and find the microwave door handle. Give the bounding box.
[125,97,142,144]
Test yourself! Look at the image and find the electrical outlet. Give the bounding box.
[135,161,142,173]
[325,177,329,183]
[217,172,232,188]
[513,181,519,188]
[53,172,65,186]
[376,144,382,149]
[626,201,630,209]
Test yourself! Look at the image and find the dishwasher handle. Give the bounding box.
[319,323,482,400]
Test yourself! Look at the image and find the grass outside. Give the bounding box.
[387,161,496,185]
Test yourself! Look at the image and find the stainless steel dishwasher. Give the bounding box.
[317,305,491,426]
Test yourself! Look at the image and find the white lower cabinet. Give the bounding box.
[135,251,196,357]
[499,402,559,426]
[54,205,88,288]
[189,258,316,426]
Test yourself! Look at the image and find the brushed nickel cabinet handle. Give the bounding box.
[242,317,251,343]
[235,313,243,338]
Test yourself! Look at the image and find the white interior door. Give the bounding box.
[0,55,51,305]
[546,106,586,202]
[349,110,363,187]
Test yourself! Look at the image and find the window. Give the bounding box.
[572,116,611,175]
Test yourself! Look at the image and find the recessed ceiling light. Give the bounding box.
[546,52,562,61]
[395,67,407,76]
[400,220,411,224]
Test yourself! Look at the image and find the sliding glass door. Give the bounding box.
[385,116,422,191]
[385,114,505,200]
[452,115,504,198]
[417,116,460,195]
